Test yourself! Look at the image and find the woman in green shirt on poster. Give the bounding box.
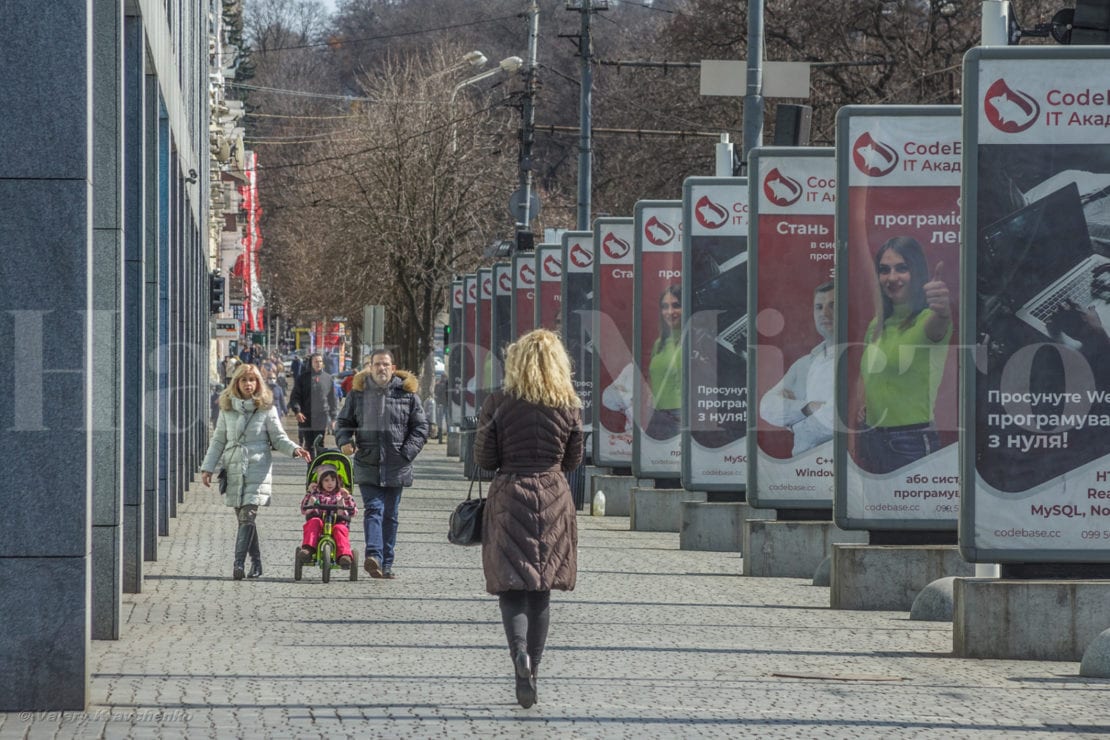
[857,236,952,474]
[646,284,683,440]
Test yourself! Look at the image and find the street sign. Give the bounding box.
[509,188,542,223]
[212,317,239,339]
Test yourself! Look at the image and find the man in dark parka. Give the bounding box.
[335,349,428,578]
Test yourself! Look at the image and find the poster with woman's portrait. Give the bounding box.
[834,107,962,531]
[633,201,683,479]
[748,148,837,510]
[963,48,1110,563]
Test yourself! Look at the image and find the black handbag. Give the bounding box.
[448,478,484,546]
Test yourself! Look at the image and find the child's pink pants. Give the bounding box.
[301,518,352,557]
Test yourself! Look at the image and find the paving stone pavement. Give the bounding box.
[3,437,1109,739]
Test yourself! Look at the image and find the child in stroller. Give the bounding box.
[296,454,358,581]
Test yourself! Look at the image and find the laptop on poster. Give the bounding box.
[981,182,1108,337]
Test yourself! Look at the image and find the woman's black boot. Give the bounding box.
[233,523,252,580]
[513,648,535,708]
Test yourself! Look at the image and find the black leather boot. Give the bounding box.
[233,523,251,581]
[512,647,535,708]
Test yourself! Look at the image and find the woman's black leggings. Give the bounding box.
[498,590,551,667]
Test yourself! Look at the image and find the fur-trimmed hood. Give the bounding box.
[351,368,419,394]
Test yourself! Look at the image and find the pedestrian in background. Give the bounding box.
[200,363,311,580]
[289,352,337,457]
[265,366,288,417]
[473,329,584,709]
[335,349,428,580]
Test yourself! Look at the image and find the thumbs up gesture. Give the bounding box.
[923,260,950,319]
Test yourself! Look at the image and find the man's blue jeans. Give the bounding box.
[359,483,403,569]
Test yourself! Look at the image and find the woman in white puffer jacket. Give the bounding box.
[201,363,311,580]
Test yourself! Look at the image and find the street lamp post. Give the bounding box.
[426,50,488,82]
[449,56,524,152]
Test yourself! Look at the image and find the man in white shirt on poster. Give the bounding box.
[760,281,835,457]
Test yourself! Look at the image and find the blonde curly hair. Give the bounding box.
[219,363,274,411]
[502,329,582,409]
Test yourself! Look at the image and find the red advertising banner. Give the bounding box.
[593,218,635,465]
[749,148,836,509]
[835,107,962,530]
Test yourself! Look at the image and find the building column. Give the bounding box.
[122,11,146,593]
[143,73,161,561]
[0,2,93,710]
[91,0,125,642]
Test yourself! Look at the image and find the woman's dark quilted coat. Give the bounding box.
[474,390,584,594]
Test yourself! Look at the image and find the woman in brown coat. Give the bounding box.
[474,329,584,709]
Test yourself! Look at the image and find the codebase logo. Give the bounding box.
[569,242,593,268]
[852,133,899,177]
[519,263,535,285]
[763,168,803,206]
[601,231,631,259]
[693,195,729,229]
[984,79,1039,133]
[543,254,562,277]
[644,216,676,246]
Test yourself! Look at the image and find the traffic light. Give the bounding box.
[209,273,225,314]
[443,325,452,353]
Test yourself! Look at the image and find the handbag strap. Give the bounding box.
[223,408,257,462]
[467,476,484,501]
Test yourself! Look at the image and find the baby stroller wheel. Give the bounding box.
[320,540,333,583]
[349,551,359,582]
[293,546,304,581]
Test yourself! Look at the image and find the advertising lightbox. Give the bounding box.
[747,147,837,510]
[491,262,513,390]
[562,231,595,427]
[535,244,563,331]
[476,267,494,412]
[633,200,684,479]
[681,178,749,492]
[463,274,478,418]
[833,106,962,531]
[592,217,635,466]
[447,278,464,426]
[511,252,536,342]
[961,47,1110,563]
